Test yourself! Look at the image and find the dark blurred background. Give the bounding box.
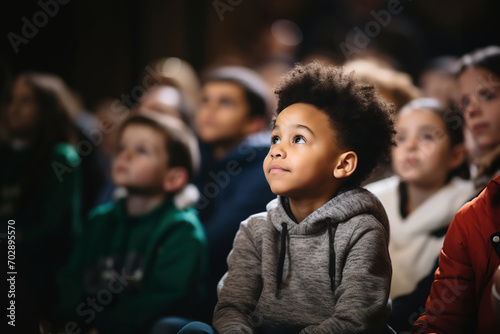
[1,0,499,109]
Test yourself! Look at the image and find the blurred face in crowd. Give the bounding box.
[459,67,500,155]
[196,81,255,146]
[392,108,464,189]
[419,70,460,106]
[6,78,39,138]
[138,86,183,120]
[112,124,169,193]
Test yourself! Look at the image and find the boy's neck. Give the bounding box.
[211,136,246,160]
[288,195,334,223]
[213,146,231,160]
[287,182,342,223]
[405,181,445,215]
[126,191,167,216]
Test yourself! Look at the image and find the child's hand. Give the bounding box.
[493,265,500,324]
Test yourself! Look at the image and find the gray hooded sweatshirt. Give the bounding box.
[213,188,392,334]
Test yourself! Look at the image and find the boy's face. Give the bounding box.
[392,109,459,188]
[6,78,39,137]
[459,67,500,154]
[263,103,343,201]
[112,124,169,192]
[196,81,255,145]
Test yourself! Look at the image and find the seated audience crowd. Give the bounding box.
[2,41,500,334]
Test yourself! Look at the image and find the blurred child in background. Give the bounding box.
[139,84,191,124]
[411,45,500,334]
[419,56,460,107]
[456,46,500,192]
[366,98,475,332]
[0,72,82,329]
[146,57,201,125]
[344,58,421,112]
[91,98,129,205]
[53,113,207,334]
[194,66,276,319]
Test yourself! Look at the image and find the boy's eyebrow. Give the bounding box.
[418,125,439,132]
[271,123,315,136]
[296,124,315,136]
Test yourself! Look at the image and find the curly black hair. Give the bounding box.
[274,62,396,187]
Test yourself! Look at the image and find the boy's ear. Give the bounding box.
[333,151,358,179]
[163,167,189,193]
[243,116,267,136]
[448,143,466,170]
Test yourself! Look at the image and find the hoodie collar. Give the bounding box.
[267,187,389,238]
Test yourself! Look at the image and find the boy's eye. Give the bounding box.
[137,146,149,155]
[421,133,434,141]
[219,97,235,107]
[271,136,281,145]
[395,135,405,144]
[293,135,306,144]
[478,89,494,101]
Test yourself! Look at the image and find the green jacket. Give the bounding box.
[56,197,207,333]
[0,142,82,314]
[0,142,82,242]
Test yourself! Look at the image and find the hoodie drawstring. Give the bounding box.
[276,220,336,296]
[327,219,336,292]
[276,222,288,296]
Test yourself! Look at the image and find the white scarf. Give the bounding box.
[366,176,476,299]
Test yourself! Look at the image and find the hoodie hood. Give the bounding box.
[267,187,390,239]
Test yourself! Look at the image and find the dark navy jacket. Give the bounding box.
[194,131,275,319]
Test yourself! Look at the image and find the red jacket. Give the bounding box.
[413,175,500,333]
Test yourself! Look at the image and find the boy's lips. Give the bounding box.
[403,157,419,167]
[269,165,289,174]
[471,122,489,133]
[114,165,128,173]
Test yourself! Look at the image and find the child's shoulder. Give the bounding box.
[51,142,80,165]
[241,210,271,229]
[86,201,117,222]
[334,187,390,237]
[235,205,275,242]
[157,204,207,245]
[168,204,205,232]
[364,175,399,197]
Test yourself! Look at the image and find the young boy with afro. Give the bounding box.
[212,62,395,334]
[173,62,396,334]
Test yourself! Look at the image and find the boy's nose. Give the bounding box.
[119,149,133,161]
[464,96,481,117]
[404,137,418,151]
[198,105,216,122]
[270,145,285,158]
